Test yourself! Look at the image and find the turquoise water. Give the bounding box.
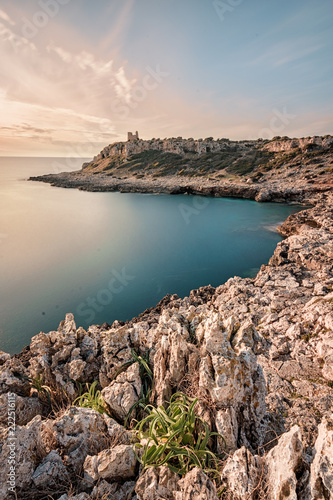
[0,157,303,354]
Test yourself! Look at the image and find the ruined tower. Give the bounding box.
[127,131,139,142]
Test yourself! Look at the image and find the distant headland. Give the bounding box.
[29,134,333,204]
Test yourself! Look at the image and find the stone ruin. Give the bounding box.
[127,131,139,142]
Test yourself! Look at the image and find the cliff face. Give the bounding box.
[90,137,259,163]
[91,135,333,162]
[0,193,332,499]
[263,135,333,153]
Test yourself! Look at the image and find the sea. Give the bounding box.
[0,157,304,354]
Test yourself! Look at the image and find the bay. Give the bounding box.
[0,157,303,354]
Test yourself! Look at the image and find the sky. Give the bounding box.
[0,0,332,156]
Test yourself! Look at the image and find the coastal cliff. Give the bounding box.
[30,135,333,204]
[0,188,333,497]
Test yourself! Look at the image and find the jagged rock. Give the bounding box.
[101,362,142,421]
[215,408,238,452]
[32,449,69,488]
[265,425,303,499]
[197,314,267,450]
[174,467,218,499]
[91,479,136,500]
[0,358,30,396]
[0,415,46,499]
[103,413,134,445]
[0,351,11,364]
[152,325,193,406]
[311,417,333,499]
[0,393,43,426]
[28,314,97,398]
[99,327,133,386]
[48,407,108,473]
[135,466,179,499]
[221,447,262,499]
[83,444,136,484]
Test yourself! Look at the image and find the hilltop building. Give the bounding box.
[127,131,139,142]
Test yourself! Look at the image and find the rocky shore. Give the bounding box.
[0,136,332,499]
[29,135,333,204]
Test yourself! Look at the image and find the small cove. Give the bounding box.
[0,157,304,354]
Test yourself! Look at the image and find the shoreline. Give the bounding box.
[28,169,330,205]
[28,134,333,205]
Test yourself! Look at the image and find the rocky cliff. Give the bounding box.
[0,189,333,499]
[30,135,333,204]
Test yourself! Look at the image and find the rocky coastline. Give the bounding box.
[0,136,332,499]
[29,135,333,204]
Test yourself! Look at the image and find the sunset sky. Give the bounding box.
[0,0,333,156]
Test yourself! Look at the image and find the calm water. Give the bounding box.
[0,157,303,354]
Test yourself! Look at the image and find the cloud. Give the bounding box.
[0,14,196,155]
[0,8,15,26]
[114,66,136,104]
[0,18,140,154]
[247,35,325,69]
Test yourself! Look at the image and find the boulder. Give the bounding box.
[103,413,134,445]
[221,447,262,499]
[0,415,46,498]
[0,393,44,426]
[265,425,303,500]
[174,467,218,499]
[102,362,142,421]
[83,444,136,484]
[0,358,30,396]
[135,466,179,499]
[32,449,69,488]
[311,417,333,499]
[49,407,108,472]
[197,314,267,450]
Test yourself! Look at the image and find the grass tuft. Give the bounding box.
[133,392,224,479]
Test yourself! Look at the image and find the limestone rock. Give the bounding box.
[50,407,108,472]
[265,425,303,500]
[135,466,179,499]
[311,417,333,499]
[174,467,218,499]
[103,413,134,445]
[101,362,142,421]
[215,407,238,452]
[0,358,30,396]
[0,393,43,426]
[99,327,133,385]
[198,314,267,450]
[0,351,11,364]
[0,415,46,499]
[32,449,69,488]
[150,308,196,403]
[83,444,136,484]
[221,447,262,499]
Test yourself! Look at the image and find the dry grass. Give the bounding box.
[176,368,217,416]
[17,477,74,500]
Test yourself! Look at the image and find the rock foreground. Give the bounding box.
[1,140,333,498]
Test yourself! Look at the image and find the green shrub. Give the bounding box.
[73,381,109,415]
[133,392,223,477]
